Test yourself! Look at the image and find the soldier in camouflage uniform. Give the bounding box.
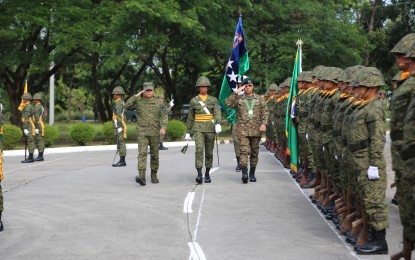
[0,100,4,152]
[124,82,168,186]
[185,76,221,184]
[347,67,389,255]
[33,93,45,161]
[20,92,35,163]
[265,83,278,152]
[226,77,269,183]
[112,86,127,167]
[389,33,415,259]
[0,150,3,231]
[232,76,247,172]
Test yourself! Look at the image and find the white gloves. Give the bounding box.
[35,129,39,135]
[24,129,29,136]
[117,127,123,133]
[215,124,222,134]
[169,99,174,108]
[185,133,191,141]
[322,146,325,152]
[367,166,380,180]
[306,133,309,141]
[334,155,338,160]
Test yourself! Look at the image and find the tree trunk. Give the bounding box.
[364,0,381,66]
[92,52,108,122]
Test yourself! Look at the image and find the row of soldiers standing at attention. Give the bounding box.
[264,33,415,257]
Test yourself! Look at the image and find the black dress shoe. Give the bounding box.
[34,156,44,161]
[135,176,146,186]
[391,198,399,205]
[159,146,168,150]
[0,221,3,232]
[21,158,34,163]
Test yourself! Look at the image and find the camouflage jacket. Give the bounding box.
[321,89,341,145]
[112,99,125,128]
[332,94,352,154]
[124,96,168,136]
[21,102,35,133]
[348,99,386,169]
[297,87,314,135]
[390,74,415,161]
[34,104,45,130]
[186,95,221,133]
[226,92,269,137]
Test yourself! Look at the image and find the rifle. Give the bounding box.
[215,134,220,166]
[112,128,119,164]
[24,134,28,160]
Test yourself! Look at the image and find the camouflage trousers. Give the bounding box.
[194,132,215,169]
[0,182,3,211]
[298,131,308,168]
[116,134,127,157]
[26,133,35,153]
[323,141,340,192]
[356,167,389,231]
[396,158,415,242]
[239,136,261,168]
[232,125,240,157]
[35,133,45,153]
[137,135,160,173]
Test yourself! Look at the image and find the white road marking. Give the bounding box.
[188,242,206,260]
[4,157,67,174]
[184,192,195,213]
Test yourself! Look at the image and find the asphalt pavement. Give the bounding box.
[0,136,405,260]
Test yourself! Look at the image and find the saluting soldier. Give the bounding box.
[111,86,127,167]
[33,93,45,161]
[232,75,247,172]
[20,92,35,163]
[389,33,415,259]
[124,82,168,185]
[226,77,269,183]
[185,76,221,184]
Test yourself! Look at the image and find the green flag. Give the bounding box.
[285,47,301,173]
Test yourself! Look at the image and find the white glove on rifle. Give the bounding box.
[306,133,309,141]
[117,127,123,134]
[24,129,29,136]
[35,129,39,135]
[334,155,338,160]
[367,166,380,180]
[185,133,191,141]
[169,99,174,108]
[215,124,222,134]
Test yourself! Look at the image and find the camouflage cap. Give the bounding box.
[390,33,415,56]
[21,92,32,100]
[143,82,154,91]
[112,86,125,95]
[195,76,211,87]
[33,93,43,100]
[356,67,386,88]
[343,65,366,83]
[268,83,278,91]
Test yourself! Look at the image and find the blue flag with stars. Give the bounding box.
[219,16,249,123]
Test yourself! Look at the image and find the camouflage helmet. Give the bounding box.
[33,93,43,100]
[357,67,386,88]
[195,76,211,87]
[378,89,387,94]
[112,86,125,95]
[390,33,415,56]
[322,67,344,83]
[268,83,278,91]
[297,71,312,83]
[343,65,366,83]
[282,77,292,88]
[21,92,32,100]
[311,65,325,79]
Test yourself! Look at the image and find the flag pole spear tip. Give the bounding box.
[296,39,303,49]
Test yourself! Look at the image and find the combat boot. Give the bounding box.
[0,211,3,232]
[112,156,126,167]
[204,168,211,183]
[151,170,159,184]
[235,157,241,172]
[159,142,168,150]
[249,167,256,182]
[241,166,248,184]
[355,228,388,255]
[135,171,146,186]
[34,152,44,161]
[195,168,203,184]
[21,153,34,163]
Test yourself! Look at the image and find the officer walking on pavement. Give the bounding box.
[20,92,35,163]
[124,82,168,185]
[185,76,221,184]
[111,86,127,167]
[33,93,45,161]
[226,77,269,183]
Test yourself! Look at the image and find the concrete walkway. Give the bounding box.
[0,136,403,259]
